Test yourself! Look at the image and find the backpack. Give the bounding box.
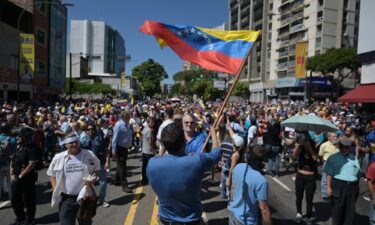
[367,130,375,143]
[0,137,11,162]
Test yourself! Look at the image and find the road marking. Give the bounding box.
[150,197,159,225]
[124,181,143,225]
[272,177,292,192]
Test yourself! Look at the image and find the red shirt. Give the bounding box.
[367,162,375,189]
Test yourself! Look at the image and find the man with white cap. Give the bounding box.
[47,133,100,225]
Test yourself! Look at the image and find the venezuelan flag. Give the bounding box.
[194,99,206,113]
[140,20,260,75]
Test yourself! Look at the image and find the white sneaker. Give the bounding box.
[363,195,371,202]
[295,213,303,223]
[0,200,10,209]
[102,202,110,208]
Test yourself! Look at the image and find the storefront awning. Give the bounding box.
[338,84,375,103]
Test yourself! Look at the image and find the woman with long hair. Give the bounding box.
[293,133,318,225]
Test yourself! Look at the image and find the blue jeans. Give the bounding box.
[267,148,280,176]
[321,161,327,199]
[370,200,375,225]
[229,211,245,225]
[98,164,107,204]
[221,172,228,198]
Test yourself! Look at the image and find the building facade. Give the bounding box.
[229,0,360,102]
[0,0,67,101]
[69,20,125,78]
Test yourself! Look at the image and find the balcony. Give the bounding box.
[290,24,305,33]
[280,17,291,26]
[279,51,289,58]
[291,1,304,11]
[276,62,288,71]
[317,17,323,23]
[287,69,296,76]
[278,40,289,48]
[288,60,296,67]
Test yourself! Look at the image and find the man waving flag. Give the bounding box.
[140,20,260,75]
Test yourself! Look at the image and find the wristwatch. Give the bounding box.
[18,175,22,179]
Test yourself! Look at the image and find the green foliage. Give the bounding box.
[173,68,214,82]
[65,80,113,94]
[232,81,250,98]
[170,83,181,96]
[131,59,168,97]
[307,48,360,82]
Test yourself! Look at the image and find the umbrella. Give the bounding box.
[281,115,339,133]
[170,97,181,102]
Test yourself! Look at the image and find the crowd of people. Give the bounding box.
[0,98,374,225]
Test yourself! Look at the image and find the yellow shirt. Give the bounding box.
[319,141,339,161]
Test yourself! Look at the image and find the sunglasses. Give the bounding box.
[184,121,194,125]
[87,128,95,130]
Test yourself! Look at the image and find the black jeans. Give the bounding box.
[331,179,359,225]
[11,174,36,223]
[115,147,129,188]
[59,195,92,225]
[142,153,153,183]
[295,172,316,218]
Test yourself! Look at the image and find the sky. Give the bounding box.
[67,0,229,84]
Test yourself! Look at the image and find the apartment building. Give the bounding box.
[229,0,360,102]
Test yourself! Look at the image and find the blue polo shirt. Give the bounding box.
[147,147,221,223]
[185,133,206,154]
[230,163,268,225]
[0,134,17,168]
[323,151,361,182]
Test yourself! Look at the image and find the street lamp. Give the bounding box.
[17,1,74,102]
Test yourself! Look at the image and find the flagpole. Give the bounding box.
[200,45,255,153]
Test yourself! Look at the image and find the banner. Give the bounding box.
[295,41,307,78]
[121,72,126,88]
[19,33,35,81]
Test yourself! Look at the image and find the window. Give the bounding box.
[36,60,46,76]
[36,28,46,46]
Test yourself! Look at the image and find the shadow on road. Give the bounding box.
[36,182,52,205]
[203,201,227,213]
[37,212,59,224]
[208,217,228,225]
[272,218,300,225]
[109,193,145,205]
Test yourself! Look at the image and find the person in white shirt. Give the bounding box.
[157,108,174,155]
[247,118,258,149]
[47,133,100,225]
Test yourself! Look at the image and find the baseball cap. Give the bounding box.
[233,134,244,148]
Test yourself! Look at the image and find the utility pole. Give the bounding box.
[69,52,72,100]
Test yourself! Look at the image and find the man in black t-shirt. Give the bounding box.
[10,126,37,225]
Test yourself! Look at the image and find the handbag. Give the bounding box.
[77,185,98,220]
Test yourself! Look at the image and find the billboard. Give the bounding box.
[19,33,35,81]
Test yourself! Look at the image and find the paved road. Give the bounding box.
[0,151,371,225]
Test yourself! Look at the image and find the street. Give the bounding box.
[0,150,371,225]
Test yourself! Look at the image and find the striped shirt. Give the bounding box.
[221,137,233,168]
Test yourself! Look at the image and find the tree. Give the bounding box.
[131,59,168,97]
[307,48,361,95]
[65,79,113,94]
[232,81,250,98]
[172,68,216,97]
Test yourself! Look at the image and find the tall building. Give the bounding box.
[338,0,375,103]
[0,0,67,101]
[69,20,125,77]
[229,0,360,102]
